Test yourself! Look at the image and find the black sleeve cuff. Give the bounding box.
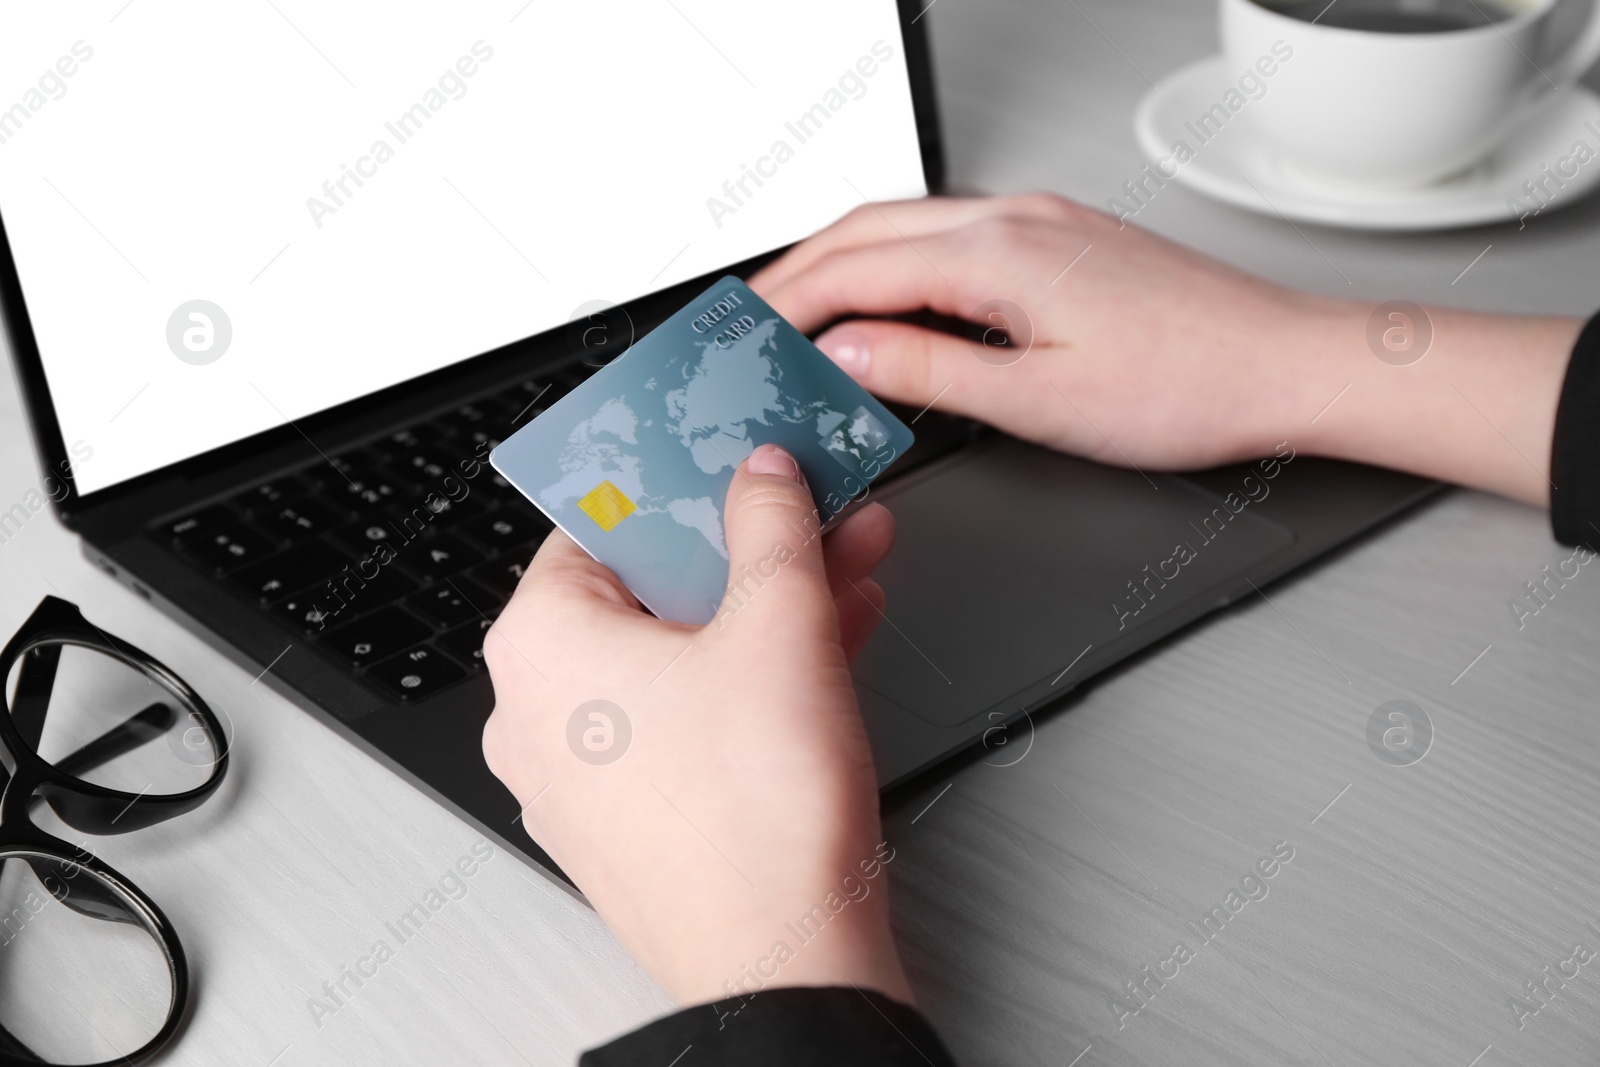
[579,986,959,1067]
[1550,310,1600,547]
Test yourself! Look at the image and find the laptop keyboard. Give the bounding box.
[150,362,979,705]
[153,370,581,703]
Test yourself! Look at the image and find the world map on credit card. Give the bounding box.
[490,277,914,625]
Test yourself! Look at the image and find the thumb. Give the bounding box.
[715,444,834,628]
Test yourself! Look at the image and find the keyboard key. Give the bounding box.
[331,557,422,617]
[411,493,487,528]
[438,618,492,670]
[459,510,551,552]
[329,507,436,557]
[299,534,421,601]
[412,436,470,470]
[503,377,554,403]
[321,454,367,483]
[471,583,506,614]
[333,520,403,554]
[323,449,411,492]
[351,444,401,471]
[271,588,342,633]
[465,391,522,421]
[360,493,483,545]
[185,522,278,572]
[324,476,409,520]
[257,499,341,543]
[162,505,238,545]
[319,606,431,667]
[458,428,503,457]
[439,403,492,437]
[395,451,456,484]
[399,533,483,581]
[368,435,451,477]
[368,645,466,701]
[436,428,503,466]
[405,581,494,628]
[470,555,531,596]
[234,480,308,514]
[382,428,426,454]
[230,539,350,602]
[387,424,450,452]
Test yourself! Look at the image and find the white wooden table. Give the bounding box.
[6,1,1600,1064]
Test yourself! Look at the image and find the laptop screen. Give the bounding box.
[0,3,928,496]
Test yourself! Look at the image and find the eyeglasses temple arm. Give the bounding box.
[22,702,176,811]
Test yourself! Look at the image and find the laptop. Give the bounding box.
[0,2,1436,888]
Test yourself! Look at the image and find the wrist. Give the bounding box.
[660,886,913,1009]
[1291,296,1580,506]
[1268,290,1368,456]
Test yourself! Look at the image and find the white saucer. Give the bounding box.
[1133,56,1600,231]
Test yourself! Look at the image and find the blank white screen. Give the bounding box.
[0,1,926,494]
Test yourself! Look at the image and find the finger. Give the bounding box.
[812,318,1043,430]
[717,444,835,627]
[836,578,886,662]
[751,196,1004,294]
[516,527,641,613]
[821,502,896,597]
[760,233,993,335]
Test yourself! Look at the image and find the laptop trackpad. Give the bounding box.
[853,436,1296,728]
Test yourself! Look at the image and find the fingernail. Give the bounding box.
[748,443,803,483]
[817,329,870,375]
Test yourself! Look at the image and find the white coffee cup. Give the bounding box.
[1220,0,1600,186]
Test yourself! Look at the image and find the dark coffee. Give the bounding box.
[1256,0,1518,33]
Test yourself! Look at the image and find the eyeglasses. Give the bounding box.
[0,596,229,1067]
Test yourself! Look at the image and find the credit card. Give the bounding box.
[490,277,914,625]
